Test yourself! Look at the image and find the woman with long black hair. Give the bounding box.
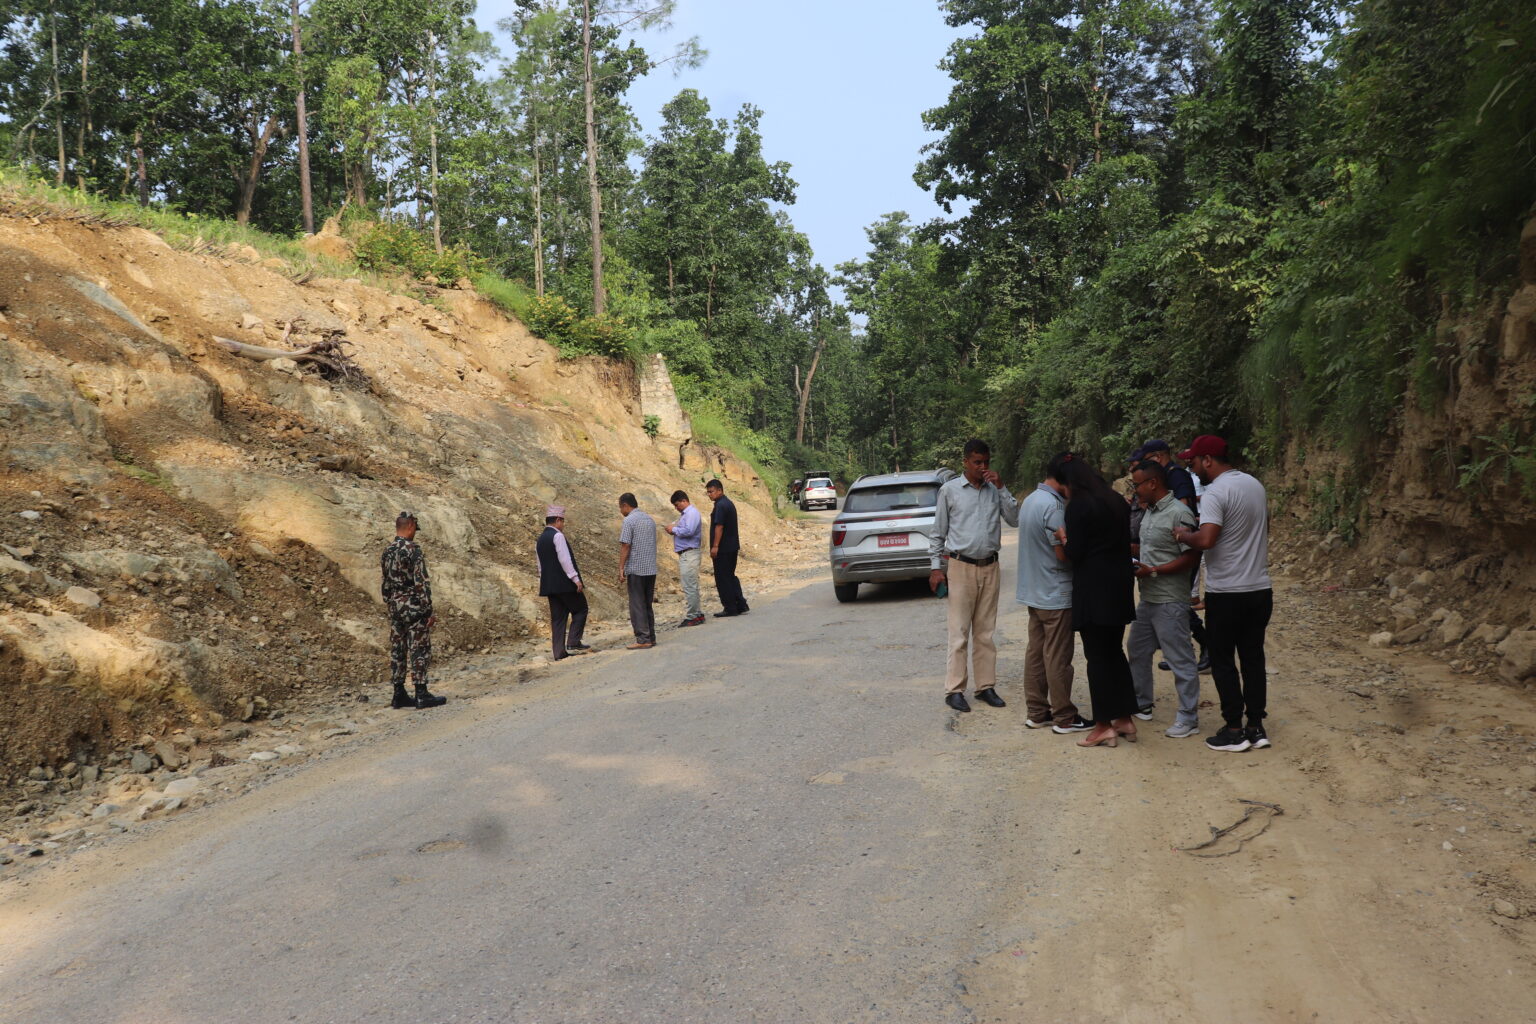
[1053,454,1139,747]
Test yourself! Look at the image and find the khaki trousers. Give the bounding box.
[1024,607,1078,726]
[945,558,999,694]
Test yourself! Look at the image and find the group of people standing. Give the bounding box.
[534,479,749,659]
[377,481,750,711]
[930,435,1274,754]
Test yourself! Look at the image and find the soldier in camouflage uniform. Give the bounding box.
[380,511,447,709]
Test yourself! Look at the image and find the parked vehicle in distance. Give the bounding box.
[828,469,957,602]
[800,477,838,511]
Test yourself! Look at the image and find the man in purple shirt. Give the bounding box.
[665,489,705,627]
[536,505,589,660]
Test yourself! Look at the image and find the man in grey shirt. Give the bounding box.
[1016,452,1088,732]
[618,492,658,650]
[929,439,1019,713]
[1174,436,1273,752]
[1127,460,1201,737]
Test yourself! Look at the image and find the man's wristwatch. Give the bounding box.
[1150,569,1159,578]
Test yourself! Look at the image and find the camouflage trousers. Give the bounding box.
[389,614,432,688]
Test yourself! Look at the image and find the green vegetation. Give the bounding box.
[5,0,1532,490]
[863,0,1536,480]
[353,221,481,283]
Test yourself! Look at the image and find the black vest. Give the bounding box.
[537,526,580,596]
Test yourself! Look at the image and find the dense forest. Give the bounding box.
[2,0,1533,484]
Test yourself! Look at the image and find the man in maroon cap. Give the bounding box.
[1173,436,1273,752]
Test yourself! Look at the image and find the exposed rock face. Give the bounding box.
[0,208,781,777]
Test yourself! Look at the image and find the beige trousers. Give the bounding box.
[1024,607,1078,725]
[945,558,999,694]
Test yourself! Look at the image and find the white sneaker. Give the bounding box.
[1051,716,1093,734]
[1165,721,1198,739]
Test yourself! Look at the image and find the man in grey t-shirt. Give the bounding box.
[1174,436,1273,753]
[618,493,659,649]
[1015,452,1087,732]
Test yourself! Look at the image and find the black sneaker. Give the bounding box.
[1051,715,1093,734]
[1205,726,1251,752]
[569,642,591,651]
[1246,725,1270,749]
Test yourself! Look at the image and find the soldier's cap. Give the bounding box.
[1141,438,1171,453]
[396,510,418,525]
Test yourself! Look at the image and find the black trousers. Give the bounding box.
[1205,589,1273,727]
[1189,606,1208,649]
[1078,623,1137,723]
[713,548,749,614]
[547,591,588,659]
[627,574,656,644]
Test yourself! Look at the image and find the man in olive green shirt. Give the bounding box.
[1127,460,1201,736]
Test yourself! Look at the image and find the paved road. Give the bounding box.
[1,531,1042,1024]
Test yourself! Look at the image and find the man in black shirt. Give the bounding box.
[706,479,749,617]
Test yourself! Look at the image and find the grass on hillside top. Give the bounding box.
[0,167,499,309]
[470,272,537,322]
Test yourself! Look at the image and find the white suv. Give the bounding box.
[828,469,956,602]
[799,477,838,511]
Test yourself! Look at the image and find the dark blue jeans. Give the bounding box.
[1205,589,1273,727]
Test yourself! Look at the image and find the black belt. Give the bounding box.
[947,551,998,566]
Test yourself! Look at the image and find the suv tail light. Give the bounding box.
[832,524,847,546]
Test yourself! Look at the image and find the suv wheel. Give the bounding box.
[833,582,858,603]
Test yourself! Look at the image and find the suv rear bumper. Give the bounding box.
[831,553,933,585]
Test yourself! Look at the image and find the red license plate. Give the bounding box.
[878,533,910,548]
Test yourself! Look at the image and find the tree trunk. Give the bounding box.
[76,35,91,189]
[581,0,606,316]
[49,4,66,186]
[794,334,825,447]
[705,264,716,339]
[531,106,545,296]
[235,112,279,226]
[134,129,148,206]
[292,0,314,234]
[427,30,443,253]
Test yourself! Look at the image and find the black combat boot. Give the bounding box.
[391,685,416,710]
[414,684,447,709]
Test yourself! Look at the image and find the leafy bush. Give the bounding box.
[354,221,481,283]
[523,293,579,342]
[642,415,661,438]
[565,314,634,358]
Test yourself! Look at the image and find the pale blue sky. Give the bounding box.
[473,0,968,274]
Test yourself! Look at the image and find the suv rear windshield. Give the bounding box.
[806,478,832,489]
[843,483,939,514]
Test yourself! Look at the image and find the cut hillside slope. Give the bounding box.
[1270,212,1536,689]
[0,207,780,788]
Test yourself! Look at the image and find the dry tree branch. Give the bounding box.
[1178,799,1284,858]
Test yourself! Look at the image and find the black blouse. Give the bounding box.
[1064,496,1136,629]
